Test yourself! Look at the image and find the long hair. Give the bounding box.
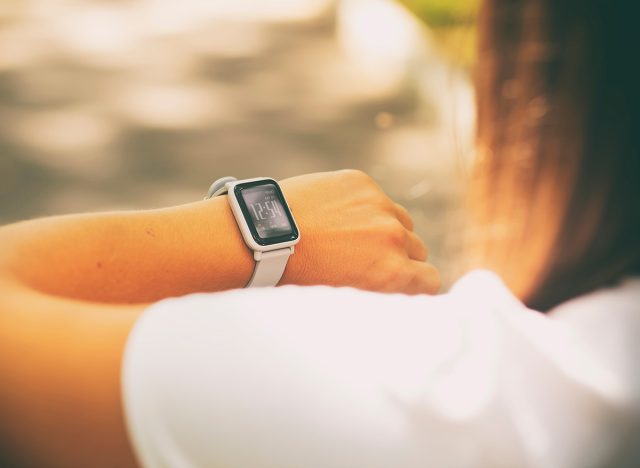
[468,0,640,310]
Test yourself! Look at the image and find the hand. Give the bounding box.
[280,170,440,295]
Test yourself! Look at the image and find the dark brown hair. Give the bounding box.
[469,0,640,310]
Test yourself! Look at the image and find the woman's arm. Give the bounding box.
[0,170,439,304]
[0,196,253,304]
[0,170,439,467]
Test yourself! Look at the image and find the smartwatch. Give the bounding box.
[205,177,300,287]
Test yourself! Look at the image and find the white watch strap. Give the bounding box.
[248,247,293,287]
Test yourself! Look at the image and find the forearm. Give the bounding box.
[0,197,253,303]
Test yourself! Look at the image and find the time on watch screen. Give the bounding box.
[240,184,293,239]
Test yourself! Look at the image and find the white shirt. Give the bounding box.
[122,271,640,468]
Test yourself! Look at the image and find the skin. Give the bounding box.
[0,170,440,468]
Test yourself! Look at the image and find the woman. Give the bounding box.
[1,0,638,467]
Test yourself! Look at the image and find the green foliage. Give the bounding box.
[400,0,477,27]
[399,0,478,68]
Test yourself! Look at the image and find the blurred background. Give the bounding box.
[0,0,477,285]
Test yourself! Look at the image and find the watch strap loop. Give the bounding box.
[204,176,237,200]
[247,247,293,287]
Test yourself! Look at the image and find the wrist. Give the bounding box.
[198,196,254,290]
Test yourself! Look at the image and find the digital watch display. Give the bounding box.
[234,180,299,246]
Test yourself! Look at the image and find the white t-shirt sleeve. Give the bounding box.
[122,272,640,468]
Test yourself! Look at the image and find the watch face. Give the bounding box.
[234,180,299,246]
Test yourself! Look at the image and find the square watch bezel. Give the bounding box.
[233,179,299,247]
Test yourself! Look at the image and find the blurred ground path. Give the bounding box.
[0,0,474,285]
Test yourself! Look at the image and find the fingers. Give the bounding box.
[392,203,414,231]
[403,261,441,295]
[390,202,427,262]
[406,231,428,261]
[377,260,440,295]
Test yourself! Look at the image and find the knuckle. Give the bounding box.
[381,197,397,212]
[394,202,409,215]
[370,198,393,217]
[384,221,407,247]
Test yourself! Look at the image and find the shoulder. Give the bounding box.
[551,276,640,320]
[550,276,640,392]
